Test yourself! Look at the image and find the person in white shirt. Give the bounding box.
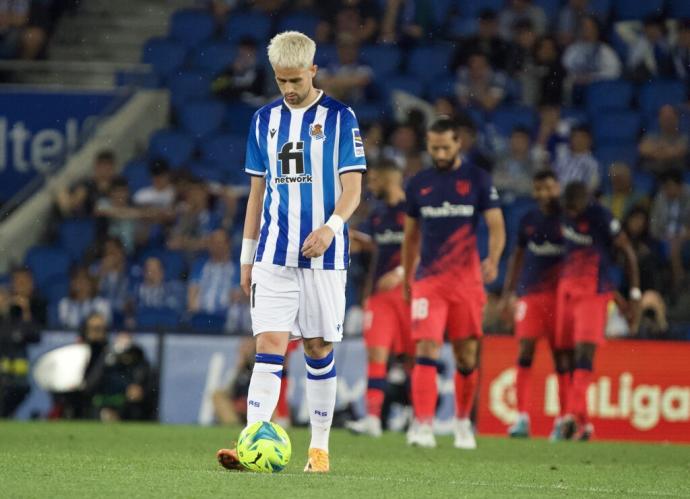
[562,15,621,89]
[553,124,600,192]
[133,159,176,209]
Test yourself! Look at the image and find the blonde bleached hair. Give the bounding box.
[267,31,316,69]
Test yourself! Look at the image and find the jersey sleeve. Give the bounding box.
[477,170,501,212]
[337,107,367,174]
[244,111,266,177]
[517,215,529,248]
[405,179,420,218]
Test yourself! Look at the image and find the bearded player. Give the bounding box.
[402,117,505,449]
[216,31,366,472]
[558,181,640,440]
[500,170,570,440]
[346,159,412,437]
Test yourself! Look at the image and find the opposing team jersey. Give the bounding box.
[516,208,564,296]
[561,202,621,294]
[360,200,406,283]
[245,91,367,270]
[405,162,500,283]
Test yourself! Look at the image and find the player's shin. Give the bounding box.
[366,361,387,418]
[516,357,533,416]
[569,354,593,425]
[411,357,438,423]
[305,350,337,452]
[454,367,478,419]
[247,353,285,425]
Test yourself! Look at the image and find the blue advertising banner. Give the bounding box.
[0,89,116,202]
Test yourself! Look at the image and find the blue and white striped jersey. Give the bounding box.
[245,91,367,270]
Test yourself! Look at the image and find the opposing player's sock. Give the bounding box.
[411,357,438,423]
[246,353,284,425]
[275,367,290,423]
[556,370,571,416]
[516,363,532,414]
[366,361,387,418]
[305,350,337,452]
[454,367,478,419]
[569,364,592,425]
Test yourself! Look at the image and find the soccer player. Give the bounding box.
[500,170,570,439]
[346,159,412,437]
[402,117,505,449]
[216,31,366,472]
[557,181,640,440]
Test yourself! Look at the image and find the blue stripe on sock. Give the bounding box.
[307,365,337,380]
[304,350,334,369]
[368,378,386,390]
[416,356,437,367]
[255,353,285,366]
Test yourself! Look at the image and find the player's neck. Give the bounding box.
[385,186,405,205]
[285,88,322,110]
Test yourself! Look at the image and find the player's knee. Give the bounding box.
[455,350,478,372]
[256,332,288,355]
[367,347,389,364]
[303,338,332,359]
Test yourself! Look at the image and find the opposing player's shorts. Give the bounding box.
[410,277,485,343]
[514,292,557,345]
[555,280,611,349]
[363,286,413,356]
[250,262,347,342]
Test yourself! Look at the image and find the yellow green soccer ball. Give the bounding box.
[237,421,292,472]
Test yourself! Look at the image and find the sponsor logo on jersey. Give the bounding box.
[420,201,475,218]
[374,229,405,245]
[456,180,471,196]
[309,123,325,140]
[527,240,565,256]
[562,224,593,245]
[352,128,364,157]
[420,186,433,196]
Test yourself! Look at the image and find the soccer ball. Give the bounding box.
[237,421,291,472]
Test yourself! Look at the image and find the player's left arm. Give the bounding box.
[613,230,641,333]
[482,207,506,284]
[301,171,363,258]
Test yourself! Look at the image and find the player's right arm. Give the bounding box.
[500,245,525,326]
[401,215,420,302]
[240,175,265,297]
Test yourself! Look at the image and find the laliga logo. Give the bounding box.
[490,368,690,431]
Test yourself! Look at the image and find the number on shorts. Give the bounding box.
[251,283,257,308]
[515,300,527,322]
[411,298,429,320]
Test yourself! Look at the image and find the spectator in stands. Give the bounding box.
[458,117,493,172]
[58,267,111,329]
[362,122,385,164]
[533,104,571,167]
[187,229,237,316]
[557,0,590,46]
[315,0,380,44]
[379,0,431,45]
[7,267,46,326]
[623,206,665,293]
[381,123,422,174]
[455,52,508,112]
[167,178,221,255]
[133,159,176,209]
[211,37,266,105]
[562,15,621,100]
[649,169,690,293]
[56,150,116,218]
[132,257,185,312]
[638,105,688,176]
[553,124,600,191]
[317,34,373,104]
[616,15,675,81]
[451,9,510,72]
[506,19,538,76]
[95,177,142,254]
[601,162,649,220]
[0,0,46,59]
[530,36,565,106]
[672,20,690,87]
[493,126,540,198]
[92,238,129,324]
[499,0,547,39]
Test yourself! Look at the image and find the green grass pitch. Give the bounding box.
[1,422,689,498]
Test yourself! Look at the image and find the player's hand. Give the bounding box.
[402,280,412,302]
[481,258,499,284]
[301,226,335,259]
[376,269,403,292]
[240,264,253,297]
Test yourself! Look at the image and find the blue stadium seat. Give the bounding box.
[116,70,160,88]
[456,0,504,19]
[225,102,259,133]
[141,37,187,78]
[592,111,641,143]
[585,79,633,113]
[314,44,338,68]
[179,99,226,138]
[278,14,319,39]
[491,106,538,136]
[427,76,457,100]
[148,129,195,169]
[225,12,272,43]
[138,249,187,281]
[633,170,656,196]
[200,132,246,165]
[594,143,639,168]
[44,279,69,304]
[122,160,152,192]
[168,70,212,109]
[169,9,216,48]
[193,42,237,75]
[190,312,227,333]
[638,80,686,119]
[613,0,663,20]
[588,0,612,20]
[58,219,96,261]
[380,75,425,98]
[447,17,478,38]
[669,0,690,19]
[431,0,454,25]
[534,0,561,24]
[136,307,181,329]
[189,161,227,184]
[360,45,402,76]
[407,45,454,82]
[25,246,70,293]
[352,102,388,125]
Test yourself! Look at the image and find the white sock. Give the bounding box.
[246,353,284,425]
[305,350,337,452]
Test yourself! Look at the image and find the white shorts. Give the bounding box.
[250,262,347,342]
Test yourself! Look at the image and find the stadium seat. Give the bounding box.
[58,219,96,261]
[225,102,259,133]
[148,129,195,169]
[669,0,690,19]
[633,170,657,196]
[613,0,663,20]
[360,45,402,76]
[314,44,338,68]
[25,246,70,293]
[456,0,504,19]
[534,0,561,24]
[136,307,181,329]
[179,99,226,138]
[407,45,454,82]
[189,161,227,183]
[380,75,425,98]
[352,102,388,125]
[44,279,69,304]
[277,14,319,39]
[200,132,246,165]
[168,70,212,109]
[116,70,160,88]
[431,0,454,25]
[169,9,216,48]
[141,37,187,78]
[122,160,152,192]
[138,248,187,281]
[225,12,272,43]
[594,143,639,169]
[588,0,612,20]
[585,79,633,113]
[427,76,457,100]
[192,42,237,75]
[638,80,686,119]
[190,312,227,333]
[592,111,641,143]
[447,17,478,38]
[491,106,538,136]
